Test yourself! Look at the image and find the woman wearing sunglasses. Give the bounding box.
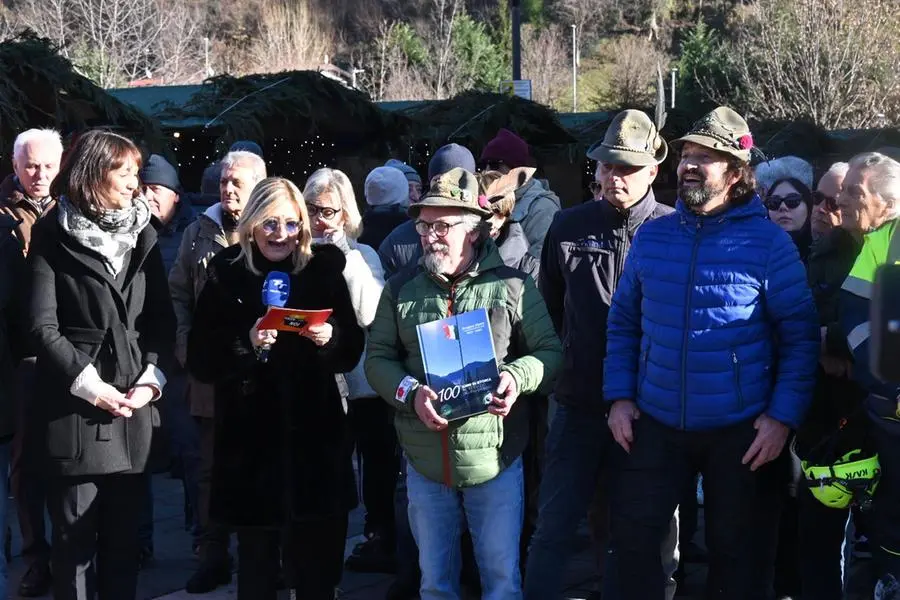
[765,177,814,262]
[187,177,364,600]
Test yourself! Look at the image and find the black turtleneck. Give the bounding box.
[250,245,294,275]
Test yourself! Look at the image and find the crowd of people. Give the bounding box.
[0,104,896,600]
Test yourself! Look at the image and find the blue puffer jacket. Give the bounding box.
[603,196,819,431]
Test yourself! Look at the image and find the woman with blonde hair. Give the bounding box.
[302,168,398,573]
[187,176,364,600]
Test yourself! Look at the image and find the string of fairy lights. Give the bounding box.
[170,132,436,187]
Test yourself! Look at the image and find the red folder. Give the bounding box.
[257,307,332,333]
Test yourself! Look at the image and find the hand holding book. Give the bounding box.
[487,372,519,418]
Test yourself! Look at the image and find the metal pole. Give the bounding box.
[203,37,210,77]
[572,25,577,112]
[511,0,521,80]
[670,67,678,109]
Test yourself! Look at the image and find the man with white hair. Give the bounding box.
[812,162,849,242]
[0,128,62,597]
[169,150,266,593]
[838,152,900,599]
[0,128,63,253]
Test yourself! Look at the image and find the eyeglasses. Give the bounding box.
[414,220,466,237]
[589,181,602,196]
[813,191,839,212]
[261,218,301,235]
[764,193,805,211]
[478,160,506,172]
[306,205,341,220]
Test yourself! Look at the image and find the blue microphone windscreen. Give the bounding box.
[262,271,291,308]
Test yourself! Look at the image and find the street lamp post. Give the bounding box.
[670,67,678,109]
[572,25,577,112]
[511,0,522,80]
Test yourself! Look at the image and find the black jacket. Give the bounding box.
[27,208,176,477]
[539,191,672,411]
[188,244,364,528]
[0,215,26,439]
[359,205,409,253]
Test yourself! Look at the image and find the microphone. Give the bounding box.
[259,271,290,363]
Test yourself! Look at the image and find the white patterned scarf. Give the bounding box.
[58,195,152,276]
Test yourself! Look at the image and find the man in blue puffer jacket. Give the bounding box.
[603,106,819,600]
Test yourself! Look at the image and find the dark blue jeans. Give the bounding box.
[524,403,616,600]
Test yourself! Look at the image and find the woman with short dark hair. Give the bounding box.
[27,129,175,600]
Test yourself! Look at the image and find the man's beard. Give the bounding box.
[423,241,451,274]
[678,175,727,209]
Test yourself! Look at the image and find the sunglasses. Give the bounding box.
[812,191,839,212]
[306,205,341,220]
[478,160,506,172]
[261,218,301,235]
[414,220,466,238]
[764,193,806,211]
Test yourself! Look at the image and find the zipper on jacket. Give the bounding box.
[613,210,631,294]
[680,220,702,430]
[441,282,458,488]
[731,351,745,410]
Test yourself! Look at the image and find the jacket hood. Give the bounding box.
[675,193,767,224]
[512,178,560,222]
[497,222,529,267]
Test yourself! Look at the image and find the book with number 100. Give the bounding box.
[416,308,501,422]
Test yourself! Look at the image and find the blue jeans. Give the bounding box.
[0,441,11,598]
[407,458,524,600]
[524,404,613,599]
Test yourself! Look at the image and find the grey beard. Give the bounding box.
[423,246,450,274]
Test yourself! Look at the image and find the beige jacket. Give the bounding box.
[169,203,229,418]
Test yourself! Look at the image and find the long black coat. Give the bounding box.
[28,208,176,477]
[0,214,26,439]
[188,244,364,528]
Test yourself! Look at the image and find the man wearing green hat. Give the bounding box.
[366,168,561,600]
[604,106,818,599]
[525,109,675,600]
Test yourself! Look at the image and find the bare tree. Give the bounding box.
[246,0,333,75]
[360,20,433,102]
[153,0,207,83]
[69,0,174,87]
[430,0,461,98]
[552,0,606,55]
[0,6,16,42]
[522,24,570,108]
[13,0,72,57]
[600,35,669,108]
[728,0,900,128]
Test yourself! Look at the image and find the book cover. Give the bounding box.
[416,308,500,421]
[257,307,332,333]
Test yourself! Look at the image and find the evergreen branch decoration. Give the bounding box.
[0,31,163,161]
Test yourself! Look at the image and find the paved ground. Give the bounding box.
[4,473,711,599]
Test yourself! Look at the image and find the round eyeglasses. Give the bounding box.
[306,205,341,220]
[261,218,301,235]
